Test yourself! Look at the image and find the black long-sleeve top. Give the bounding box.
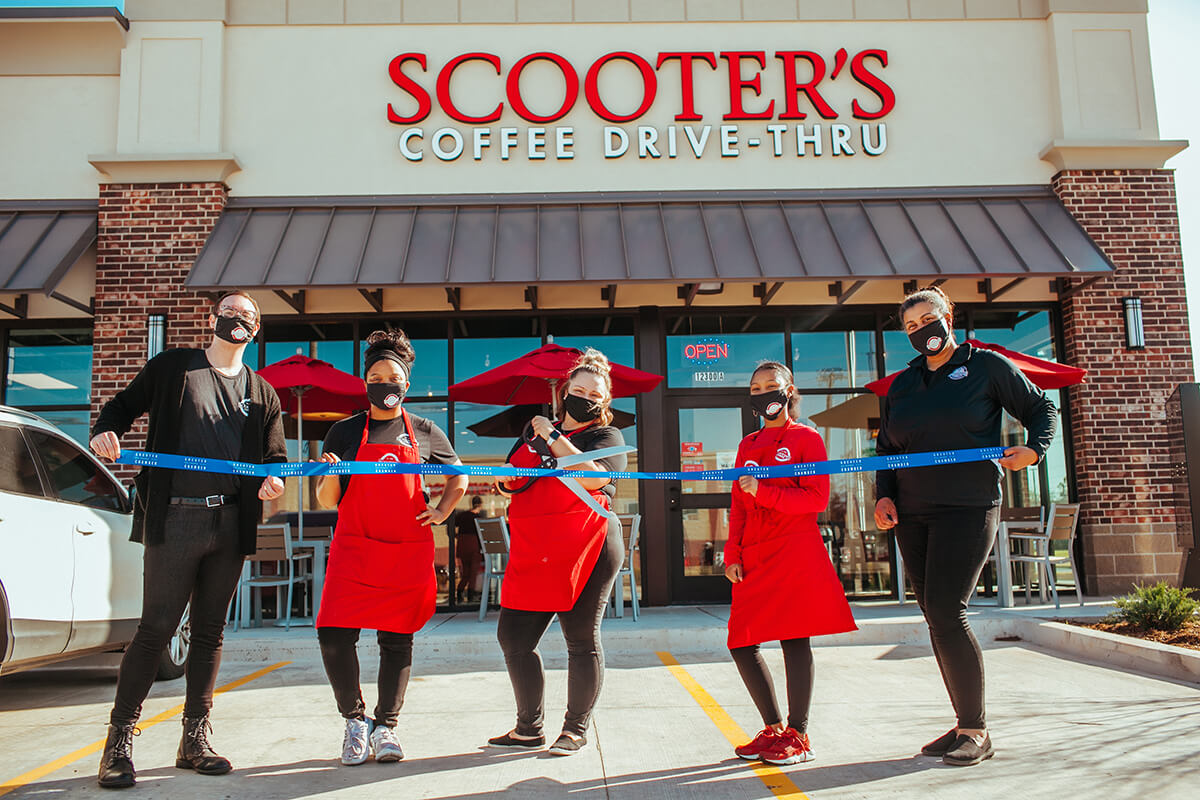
[874,343,1059,508]
[92,348,288,555]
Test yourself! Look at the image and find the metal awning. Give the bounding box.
[187,188,1114,290]
[0,203,97,315]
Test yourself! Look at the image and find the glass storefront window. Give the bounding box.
[34,408,91,447]
[971,309,1056,360]
[809,393,894,596]
[791,330,876,390]
[5,329,92,407]
[263,322,355,375]
[453,336,541,383]
[682,508,729,577]
[666,330,786,388]
[677,407,742,495]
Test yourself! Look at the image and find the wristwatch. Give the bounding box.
[546,428,562,443]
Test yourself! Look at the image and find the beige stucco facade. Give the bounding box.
[0,0,1184,203]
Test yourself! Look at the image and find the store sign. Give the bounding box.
[682,441,703,455]
[387,48,893,163]
[683,336,729,383]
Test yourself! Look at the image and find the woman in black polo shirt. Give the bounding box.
[874,287,1057,767]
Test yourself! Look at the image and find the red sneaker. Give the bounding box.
[761,728,814,765]
[734,728,779,761]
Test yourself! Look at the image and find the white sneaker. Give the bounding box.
[340,717,371,766]
[370,724,404,763]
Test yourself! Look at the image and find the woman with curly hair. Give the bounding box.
[487,348,628,757]
[313,329,467,766]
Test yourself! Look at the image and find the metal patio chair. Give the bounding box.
[607,514,642,620]
[1008,503,1084,609]
[476,516,511,621]
[232,523,313,630]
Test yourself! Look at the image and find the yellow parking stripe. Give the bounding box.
[0,661,290,797]
[656,651,810,800]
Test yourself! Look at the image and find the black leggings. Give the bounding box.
[730,639,814,733]
[893,504,999,730]
[496,518,623,738]
[317,627,414,728]
[110,505,244,725]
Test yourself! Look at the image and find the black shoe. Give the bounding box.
[97,722,138,789]
[548,732,587,756]
[920,727,959,756]
[943,733,994,766]
[176,715,233,775]
[487,731,546,748]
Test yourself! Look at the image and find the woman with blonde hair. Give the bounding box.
[487,348,628,757]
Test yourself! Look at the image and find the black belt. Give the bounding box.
[169,494,238,508]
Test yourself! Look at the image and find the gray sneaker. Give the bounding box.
[370,724,404,763]
[340,717,371,766]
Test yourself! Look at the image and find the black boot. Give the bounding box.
[97,722,138,789]
[175,715,233,775]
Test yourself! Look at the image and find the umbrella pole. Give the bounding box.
[296,389,304,542]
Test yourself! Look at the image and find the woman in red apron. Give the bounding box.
[487,349,628,757]
[312,330,466,766]
[725,361,857,766]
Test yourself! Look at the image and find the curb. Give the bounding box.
[1012,619,1200,686]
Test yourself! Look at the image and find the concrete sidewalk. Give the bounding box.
[3,597,1198,799]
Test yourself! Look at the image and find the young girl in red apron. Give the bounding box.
[726,361,857,766]
[312,331,466,766]
[488,349,627,757]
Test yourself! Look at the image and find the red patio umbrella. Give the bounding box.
[865,339,1087,397]
[448,343,663,406]
[257,355,367,538]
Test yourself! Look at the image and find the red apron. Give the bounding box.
[727,422,857,649]
[316,410,436,634]
[502,425,612,612]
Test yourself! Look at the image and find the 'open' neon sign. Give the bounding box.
[684,337,730,364]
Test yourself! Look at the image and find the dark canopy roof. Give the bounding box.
[0,202,97,295]
[187,188,1113,290]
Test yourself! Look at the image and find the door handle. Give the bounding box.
[668,485,681,511]
[75,521,97,536]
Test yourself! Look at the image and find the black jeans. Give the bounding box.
[893,503,999,730]
[496,517,623,738]
[110,505,244,725]
[730,638,814,733]
[317,627,414,728]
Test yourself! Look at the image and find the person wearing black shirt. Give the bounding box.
[874,287,1058,767]
[90,291,287,789]
[487,349,627,757]
[454,495,485,603]
[313,330,466,766]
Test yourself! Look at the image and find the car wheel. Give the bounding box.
[156,603,189,681]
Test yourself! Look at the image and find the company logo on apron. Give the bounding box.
[744,459,759,467]
[379,452,401,462]
[948,366,969,381]
[775,447,791,462]
[925,335,943,352]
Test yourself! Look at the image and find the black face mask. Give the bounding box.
[908,318,951,357]
[214,315,255,345]
[367,382,405,410]
[749,389,789,421]
[563,393,602,424]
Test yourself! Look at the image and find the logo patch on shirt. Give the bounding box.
[775,447,791,462]
[396,433,413,447]
[948,366,969,381]
[238,398,252,416]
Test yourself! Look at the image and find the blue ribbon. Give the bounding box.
[114,446,1006,481]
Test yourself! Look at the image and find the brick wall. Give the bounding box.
[91,183,228,477]
[1053,169,1194,594]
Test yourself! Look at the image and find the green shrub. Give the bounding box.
[1111,582,1199,631]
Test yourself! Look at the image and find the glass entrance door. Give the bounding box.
[667,397,757,603]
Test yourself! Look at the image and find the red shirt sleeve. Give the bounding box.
[754,426,831,516]
[724,438,749,566]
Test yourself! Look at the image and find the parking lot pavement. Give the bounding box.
[2,624,1198,799]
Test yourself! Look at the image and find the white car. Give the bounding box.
[0,406,188,679]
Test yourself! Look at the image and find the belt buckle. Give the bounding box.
[205,495,222,508]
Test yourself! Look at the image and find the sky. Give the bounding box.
[1148,0,1200,379]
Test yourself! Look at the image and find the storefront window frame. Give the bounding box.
[0,319,95,446]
